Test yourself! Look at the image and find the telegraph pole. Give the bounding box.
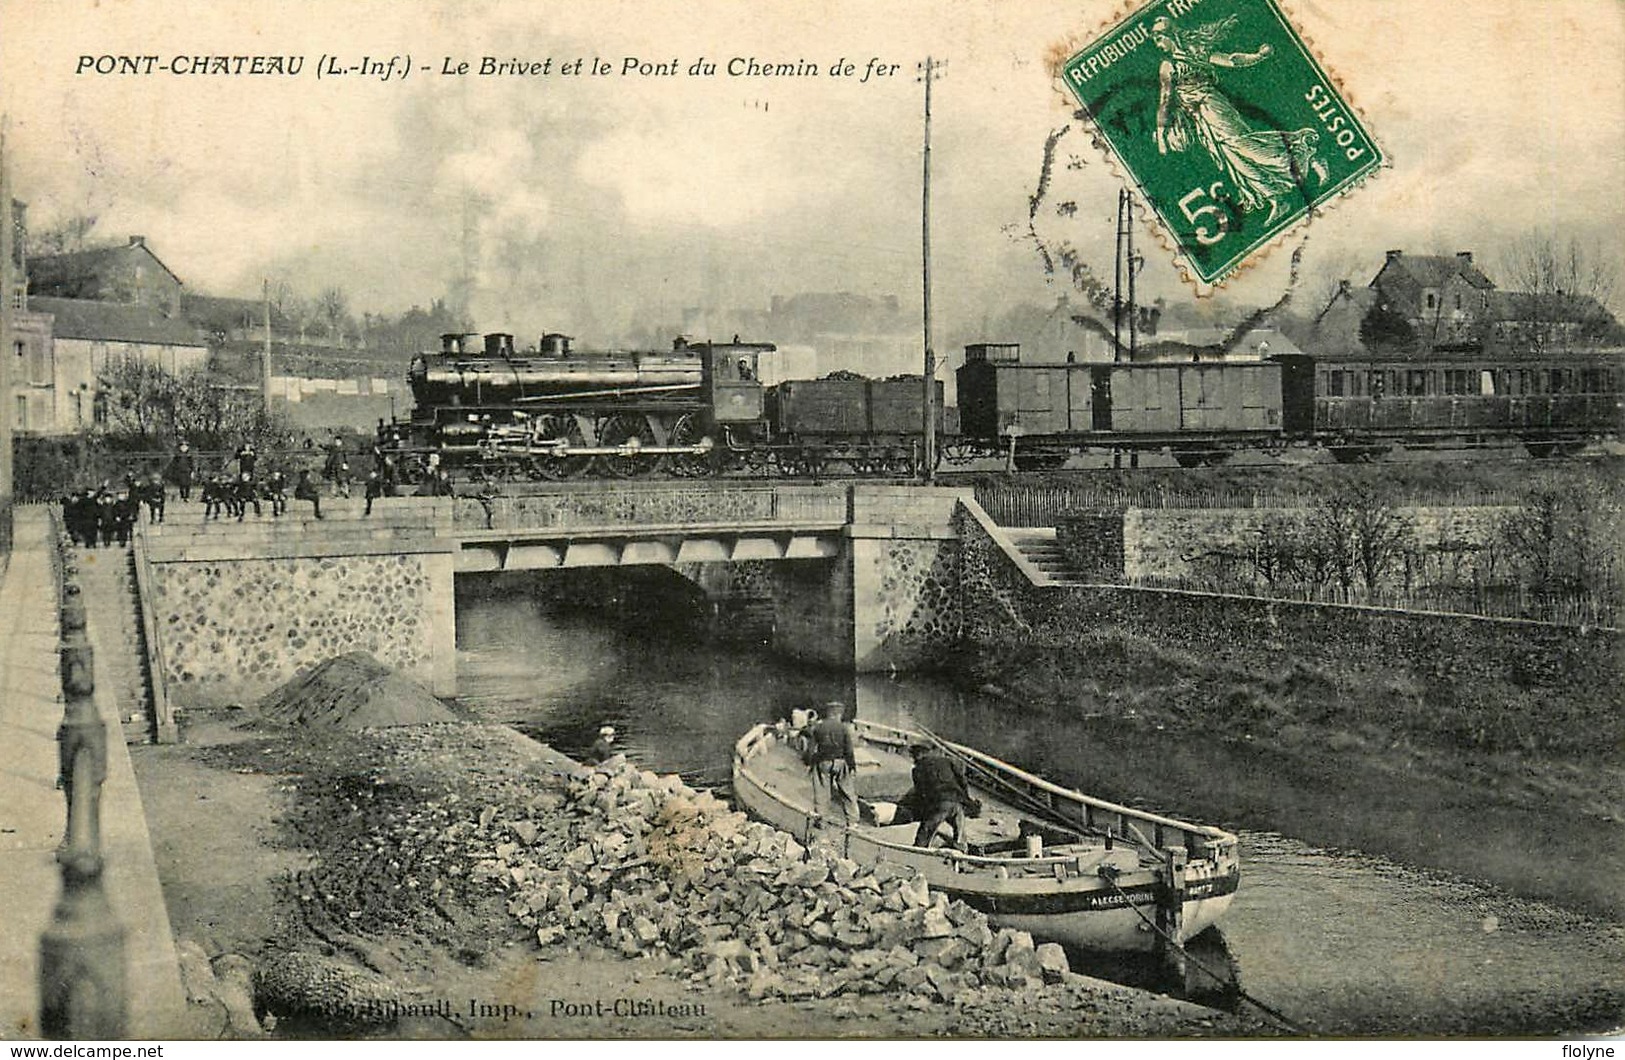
[261,279,273,412]
[1,118,15,511]
[1113,190,1125,363]
[1114,188,1144,362]
[918,56,945,483]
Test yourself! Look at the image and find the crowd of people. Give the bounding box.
[58,432,455,546]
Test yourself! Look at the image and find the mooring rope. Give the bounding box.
[1101,875,1312,1037]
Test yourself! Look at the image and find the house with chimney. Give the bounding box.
[1367,250,1497,348]
[11,233,211,434]
[27,235,184,316]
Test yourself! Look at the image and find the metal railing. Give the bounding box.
[39,513,127,1038]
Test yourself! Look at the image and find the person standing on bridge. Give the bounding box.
[169,441,195,502]
[363,470,385,516]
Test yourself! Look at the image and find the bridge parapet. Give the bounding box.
[453,481,848,533]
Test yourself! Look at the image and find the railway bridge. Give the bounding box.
[134,481,1003,716]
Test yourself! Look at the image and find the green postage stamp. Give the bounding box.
[1061,0,1383,286]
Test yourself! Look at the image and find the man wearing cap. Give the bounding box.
[806,702,859,826]
[909,742,974,850]
[586,725,618,765]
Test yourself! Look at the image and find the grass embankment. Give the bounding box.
[950,606,1624,918]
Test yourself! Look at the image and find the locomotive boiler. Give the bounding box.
[396,331,772,478]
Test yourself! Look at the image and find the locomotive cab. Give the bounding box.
[702,341,770,424]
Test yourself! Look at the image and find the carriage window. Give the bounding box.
[1479,370,1496,395]
[1405,370,1429,396]
[1549,370,1565,393]
[1425,292,1437,310]
[1327,371,1345,397]
[1369,370,1386,397]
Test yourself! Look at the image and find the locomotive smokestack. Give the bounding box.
[540,332,571,356]
[440,333,461,354]
[484,332,515,357]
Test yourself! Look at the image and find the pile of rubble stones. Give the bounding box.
[470,755,1074,1003]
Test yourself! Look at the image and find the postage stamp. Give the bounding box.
[1060,0,1384,286]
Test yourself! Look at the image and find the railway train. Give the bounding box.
[378,330,1624,479]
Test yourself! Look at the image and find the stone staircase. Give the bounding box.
[1002,527,1090,587]
[74,544,156,744]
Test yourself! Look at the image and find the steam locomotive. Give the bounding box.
[379,331,1624,479]
[386,331,948,479]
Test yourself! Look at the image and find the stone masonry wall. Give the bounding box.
[849,535,961,670]
[770,557,853,668]
[150,552,443,707]
[955,536,1620,724]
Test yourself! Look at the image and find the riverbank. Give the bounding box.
[950,625,1625,922]
[130,711,1273,1039]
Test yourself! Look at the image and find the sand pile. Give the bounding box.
[259,652,456,728]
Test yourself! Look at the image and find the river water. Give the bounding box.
[454,576,1625,1037]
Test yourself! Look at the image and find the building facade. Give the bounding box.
[20,297,208,435]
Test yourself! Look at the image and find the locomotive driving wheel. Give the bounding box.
[536,414,592,479]
[599,414,657,478]
[664,413,716,477]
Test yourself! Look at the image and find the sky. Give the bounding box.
[2,0,1622,355]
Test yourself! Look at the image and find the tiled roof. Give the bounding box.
[1488,291,1612,323]
[1377,254,1496,291]
[29,296,208,347]
[26,241,184,294]
[181,293,294,333]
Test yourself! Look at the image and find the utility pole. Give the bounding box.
[1131,194,1144,364]
[1113,189,1125,363]
[261,278,273,412]
[1,118,15,511]
[918,56,945,483]
[1114,188,1144,362]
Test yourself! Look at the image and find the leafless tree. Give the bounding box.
[316,286,351,341]
[1495,233,1622,353]
[30,212,100,255]
[96,360,290,451]
[1302,485,1409,598]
